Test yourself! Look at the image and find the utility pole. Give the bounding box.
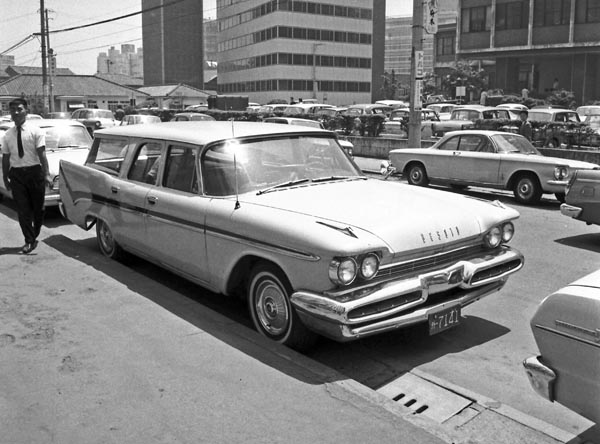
[45,8,54,113]
[408,0,424,148]
[40,0,49,114]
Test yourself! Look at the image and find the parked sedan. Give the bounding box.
[0,119,92,206]
[171,112,215,122]
[524,269,600,424]
[120,114,162,126]
[560,169,600,226]
[431,106,511,137]
[387,130,600,204]
[71,108,117,133]
[59,122,523,350]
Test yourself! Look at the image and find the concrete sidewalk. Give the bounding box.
[0,208,447,444]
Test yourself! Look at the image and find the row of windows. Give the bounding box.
[219,52,371,73]
[462,0,600,33]
[220,79,371,93]
[218,0,372,32]
[218,26,372,52]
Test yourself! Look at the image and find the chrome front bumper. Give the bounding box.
[291,246,524,341]
[560,203,582,219]
[523,356,556,402]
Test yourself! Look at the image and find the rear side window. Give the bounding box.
[163,145,198,193]
[86,137,130,174]
[128,142,163,184]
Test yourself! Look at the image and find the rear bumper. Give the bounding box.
[291,246,523,341]
[560,203,582,219]
[523,356,556,402]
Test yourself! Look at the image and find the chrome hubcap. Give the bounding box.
[255,280,289,336]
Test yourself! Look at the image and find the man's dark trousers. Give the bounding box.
[8,165,45,244]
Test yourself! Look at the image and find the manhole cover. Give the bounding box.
[377,372,473,423]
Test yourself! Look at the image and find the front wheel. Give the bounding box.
[247,263,317,351]
[406,163,429,187]
[513,175,542,204]
[96,219,125,260]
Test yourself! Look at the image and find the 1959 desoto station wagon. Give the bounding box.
[59,122,524,350]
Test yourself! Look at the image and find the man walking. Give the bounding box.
[518,109,533,141]
[1,98,52,254]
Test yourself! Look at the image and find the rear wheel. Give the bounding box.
[96,219,125,260]
[247,263,317,351]
[513,174,542,205]
[406,163,429,187]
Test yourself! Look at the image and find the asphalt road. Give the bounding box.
[6,174,599,441]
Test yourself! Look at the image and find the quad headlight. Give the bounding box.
[554,166,568,180]
[329,252,380,286]
[484,222,515,248]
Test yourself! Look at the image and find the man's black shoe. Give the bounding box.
[21,241,38,254]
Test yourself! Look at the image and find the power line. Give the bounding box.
[34,0,188,35]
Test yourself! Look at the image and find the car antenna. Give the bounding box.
[229,128,241,210]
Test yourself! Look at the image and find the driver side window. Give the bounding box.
[439,136,460,151]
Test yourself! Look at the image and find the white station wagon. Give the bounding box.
[59,122,524,350]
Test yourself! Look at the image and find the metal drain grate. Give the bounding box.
[377,372,473,423]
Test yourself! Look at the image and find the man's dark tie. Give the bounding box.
[16,126,24,158]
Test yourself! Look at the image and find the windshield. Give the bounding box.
[42,125,92,150]
[492,134,540,154]
[201,135,362,196]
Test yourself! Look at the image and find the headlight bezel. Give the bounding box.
[484,222,515,248]
[554,166,569,181]
[329,252,381,286]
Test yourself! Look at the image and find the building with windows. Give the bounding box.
[457,0,600,104]
[97,44,144,78]
[216,0,386,105]
[142,0,204,89]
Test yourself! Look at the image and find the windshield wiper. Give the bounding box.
[257,178,311,195]
[311,175,367,183]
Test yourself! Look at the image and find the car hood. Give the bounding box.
[504,153,599,169]
[47,149,89,176]
[242,179,518,253]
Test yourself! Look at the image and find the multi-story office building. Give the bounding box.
[96,45,144,78]
[457,0,600,104]
[385,1,458,86]
[142,0,204,88]
[216,0,386,105]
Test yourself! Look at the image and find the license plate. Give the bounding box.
[428,306,461,335]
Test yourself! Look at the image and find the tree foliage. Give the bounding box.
[441,60,487,97]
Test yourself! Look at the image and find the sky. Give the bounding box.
[1,1,413,75]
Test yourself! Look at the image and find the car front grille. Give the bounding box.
[376,244,487,281]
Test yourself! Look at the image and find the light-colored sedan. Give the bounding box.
[524,269,600,424]
[59,122,523,350]
[0,119,92,206]
[387,130,600,204]
[120,114,162,126]
[431,106,511,137]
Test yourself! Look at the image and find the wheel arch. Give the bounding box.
[403,160,426,176]
[225,254,289,300]
[507,169,542,190]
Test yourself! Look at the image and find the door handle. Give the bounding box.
[147,196,158,205]
[110,185,120,193]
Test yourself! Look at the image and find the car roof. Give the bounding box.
[438,129,523,137]
[528,108,576,114]
[94,121,330,145]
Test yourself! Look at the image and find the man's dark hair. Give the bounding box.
[519,109,528,116]
[9,98,28,108]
